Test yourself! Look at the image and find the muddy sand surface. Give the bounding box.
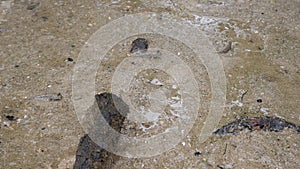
[0,0,299,168]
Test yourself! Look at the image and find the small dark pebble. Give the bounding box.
[130,38,148,53]
[67,57,74,62]
[261,12,264,15]
[6,115,14,121]
[41,127,46,130]
[256,99,262,103]
[14,65,19,68]
[71,44,76,48]
[194,151,201,157]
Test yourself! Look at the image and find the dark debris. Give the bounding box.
[194,151,201,157]
[67,57,74,62]
[130,38,148,53]
[6,115,14,121]
[214,116,300,135]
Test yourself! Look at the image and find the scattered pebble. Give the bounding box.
[230,100,243,107]
[6,115,14,121]
[194,151,201,157]
[9,162,17,166]
[217,163,234,169]
[257,98,262,103]
[32,93,63,101]
[260,107,269,115]
[130,38,148,53]
[66,57,74,62]
[172,84,177,89]
[3,121,11,127]
[150,79,163,86]
[16,118,22,123]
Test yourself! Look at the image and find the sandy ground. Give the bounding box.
[0,0,299,168]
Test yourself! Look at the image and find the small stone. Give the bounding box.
[257,98,262,103]
[194,151,201,157]
[217,163,234,169]
[150,79,163,86]
[67,57,74,62]
[3,121,11,127]
[6,115,14,121]
[130,38,148,53]
[41,127,46,130]
[159,121,164,125]
[32,93,63,101]
[9,162,16,166]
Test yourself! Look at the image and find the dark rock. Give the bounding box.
[6,115,14,121]
[67,57,74,62]
[130,38,148,53]
[194,151,201,157]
